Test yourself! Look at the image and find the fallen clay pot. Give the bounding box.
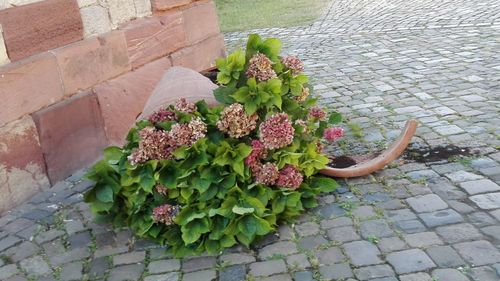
[320,120,418,178]
[138,66,218,120]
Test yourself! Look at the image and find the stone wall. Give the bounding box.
[0,0,225,214]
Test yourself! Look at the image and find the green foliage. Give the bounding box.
[84,34,342,257]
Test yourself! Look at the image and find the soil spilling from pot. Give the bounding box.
[327,155,377,168]
[201,69,218,84]
[326,144,474,169]
[328,156,357,168]
[403,144,474,163]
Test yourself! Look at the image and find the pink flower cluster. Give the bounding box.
[276,165,303,190]
[308,106,327,121]
[156,184,169,195]
[217,103,258,138]
[250,162,303,189]
[245,140,268,172]
[259,113,295,150]
[282,56,304,74]
[174,98,197,113]
[323,127,344,142]
[246,53,277,82]
[128,118,207,165]
[128,127,172,165]
[254,163,279,185]
[295,87,310,102]
[148,109,177,124]
[294,119,308,133]
[152,204,179,225]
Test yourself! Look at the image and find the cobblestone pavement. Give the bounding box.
[1,0,500,280]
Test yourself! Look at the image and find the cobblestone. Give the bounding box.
[219,265,246,281]
[316,247,344,265]
[249,260,286,277]
[148,259,180,274]
[343,240,382,266]
[404,232,443,248]
[418,209,464,227]
[319,263,353,280]
[353,264,394,280]
[432,268,469,281]
[435,223,483,243]
[406,194,448,213]
[460,179,500,195]
[386,249,436,274]
[1,0,500,279]
[454,240,500,266]
[426,245,465,268]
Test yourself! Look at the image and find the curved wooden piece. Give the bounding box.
[320,120,418,178]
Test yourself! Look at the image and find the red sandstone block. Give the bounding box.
[171,34,225,71]
[122,11,186,69]
[54,31,131,96]
[0,116,50,214]
[0,52,64,127]
[152,0,191,11]
[0,0,83,61]
[32,91,108,183]
[182,1,220,45]
[94,57,172,146]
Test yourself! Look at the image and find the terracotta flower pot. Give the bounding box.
[320,120,418,178]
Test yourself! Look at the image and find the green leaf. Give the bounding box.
[139,165,155,193]
[159,164,180,188]
[232,87,250,103]
[253,215,273,235]
[175,208,206,225]
[286,192,302,207]
[220,235,237,248]
[329,112,342,124]
[103,147,122,165]
[238,216,256,236]
[96,185,113,203]
[261,38,282,60]
[236,143,252,158]
[181,218,210,244]
[272,195,286,213]
[232,161,245,177]
[213,87,236,105]
[232,205,255,215]
[205,239,219,254]
[192,176,211,194]
[310,177,339,193]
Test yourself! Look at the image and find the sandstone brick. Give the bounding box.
[134,0,153,17]
[152,0,190,11]
[0,52,64,126]
[80,5,112,37]
[32,91,108,183]
[107,0,136,27]
[0,0,11,10]
[94,57,172,145]
[77,0,97,8]
[0,116,50,214]
[122,11,186,69]
[0,24,9,66]
[170,34,225,71]
[9,0,40,6]
[53,31,131,96]
[0,0,83,61]
[182,1,220,45]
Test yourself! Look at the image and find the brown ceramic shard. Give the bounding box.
[320,120,418,178]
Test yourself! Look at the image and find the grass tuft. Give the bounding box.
[215,0,331,32]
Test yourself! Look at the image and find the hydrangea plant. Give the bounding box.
[84,34,344,257]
